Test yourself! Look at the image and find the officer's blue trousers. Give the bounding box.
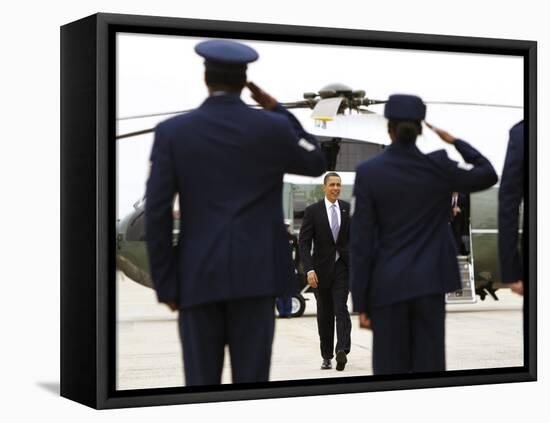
[178,297,275,386]
[370,293,445,375]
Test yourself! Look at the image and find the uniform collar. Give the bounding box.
[202,93,244,106]
[386,141,421,154]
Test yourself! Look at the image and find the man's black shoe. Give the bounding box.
[321,359,332,370]
[335,351,347,371]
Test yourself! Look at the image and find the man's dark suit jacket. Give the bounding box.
[298,199,351,290]
[498,120,524,283]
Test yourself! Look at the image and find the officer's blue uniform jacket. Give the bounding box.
[351,140,498,313]
[145,95,326,309]
[498,120,524,283]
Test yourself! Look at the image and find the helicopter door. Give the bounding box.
[446,194,477,304]
[446,252,477,304]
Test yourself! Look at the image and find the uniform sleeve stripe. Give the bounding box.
[457,161,474,170]
[298,138,316,152]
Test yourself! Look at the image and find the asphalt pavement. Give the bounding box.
[116,274,523,390]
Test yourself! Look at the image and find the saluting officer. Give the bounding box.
[145,39,326,386]
[498,120,525,296]
[350,94,498,375]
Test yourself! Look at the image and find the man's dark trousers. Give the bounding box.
[313,258,351,359]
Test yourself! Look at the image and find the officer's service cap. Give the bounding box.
[195,40,258,86]
[384,94,426,121]
[195,39,258,71]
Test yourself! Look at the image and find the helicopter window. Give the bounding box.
[126,197,180,242]
[332,141,384,171]
[318,137,384,172]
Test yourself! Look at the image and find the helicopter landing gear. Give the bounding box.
[476,281,499,301]
[290,294,306,317]
[276,294,306,317]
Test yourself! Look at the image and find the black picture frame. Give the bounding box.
[60,12,537,409]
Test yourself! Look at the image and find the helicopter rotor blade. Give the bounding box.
[361,98,388,106]
[117,128,154,140]
[360,98,522,109]
[117,98,315,121]
[424,100,522,109]
[358,108,383,115]
[118,108,196,121]
[279,101,313,109]
[117,100,313,140]
[244,101,312,109]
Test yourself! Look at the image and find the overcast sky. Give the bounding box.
[116,33,523,219]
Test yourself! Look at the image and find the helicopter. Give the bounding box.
[116,83,523,317]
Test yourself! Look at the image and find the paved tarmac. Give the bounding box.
[116,274,523,390]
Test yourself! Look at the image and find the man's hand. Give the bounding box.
[246,81,278,110]
[163,301,178,312]
[452,206,462,216]
[426,122,457,144]
[359,313,372,330]
[307,271,319,289]
[509,280,524,296]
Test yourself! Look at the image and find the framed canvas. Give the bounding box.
[60,12,536,409]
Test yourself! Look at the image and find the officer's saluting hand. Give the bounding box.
[425,122,456,144]
[246,81,278,110]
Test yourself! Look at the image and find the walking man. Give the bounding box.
[299,172,352,371]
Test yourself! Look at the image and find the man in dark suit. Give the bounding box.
[145,39,326,386]
[299,172,352,371]
[498,120,525,296]
[450,192,469,255]
[276,220,298,317]
[350,94,497,375]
